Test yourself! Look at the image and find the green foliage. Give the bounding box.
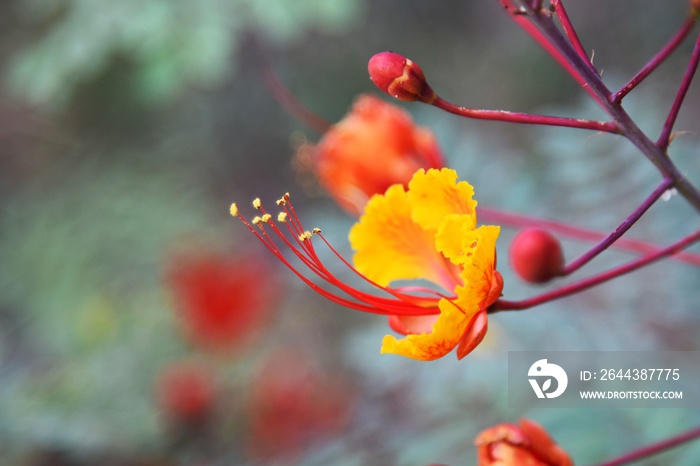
[7,0,363,109]
[0,156,222,453]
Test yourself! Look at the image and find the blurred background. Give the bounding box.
[1,0,699,465]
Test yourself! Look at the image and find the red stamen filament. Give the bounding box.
[231,197,448,316]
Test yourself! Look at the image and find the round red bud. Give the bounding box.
[368,52,436,103]
[509,228,564,284]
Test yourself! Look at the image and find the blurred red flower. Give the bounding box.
[295,94,445,215]
[475,419,573,466]
[245,350,356,463]
[166,250,277,353]
[155,360,217,428]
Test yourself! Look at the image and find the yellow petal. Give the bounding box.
[407,168,477,232]
[455,225,501,307]
[435,213,479,267]
[380,296,478,361]
[380,224,501,361]
[349,184,455,289]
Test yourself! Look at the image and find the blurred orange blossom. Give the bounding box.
[295,94,445,216]
[475,419,573,466]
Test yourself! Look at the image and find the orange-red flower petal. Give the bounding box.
[305,94,444,215]
[475,419,574,466]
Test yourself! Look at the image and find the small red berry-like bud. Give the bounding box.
[509,228,564,284]
[368,52,436,103]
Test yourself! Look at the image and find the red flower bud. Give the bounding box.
[368,52,436,103]
[509,228,564,284]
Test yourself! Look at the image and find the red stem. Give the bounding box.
[551,0,593,72]
[506,2,700,212]
[260,66,332,134]
[431,96,619,133]
[498,0,608,108]
[596,425,700,466]
[492,229,700,312]
[479,206,700,267]
[612,17,697,104]
[560,178,673,275]
[657,30,700,152]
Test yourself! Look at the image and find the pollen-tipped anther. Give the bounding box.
[230,203,239,217]
[275,193,290,206]
[368,52,436,103]
[278,212,288,222]
[253,198,262,209]
[299,231,313,242]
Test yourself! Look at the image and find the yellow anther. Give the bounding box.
[261,213,272,223]
[253,198,262,209]
[278,212,288,222]
[276,193,290,206]
[230,203,239,217]
[312,228,322,234]
[252,216,263,225]
[298,231,313,241]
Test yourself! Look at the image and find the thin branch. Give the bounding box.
[498,0,608,108]
[561,178,674,275]
[492,229,700,312]
[596,425,700,466]
[551,0,593,71]
[249,37,332,134]
[514,2,700,211]
[657,30,700,152]
[260,66,332,134]
[478,206,700,267]
[431,97,619,132]
[612,17,697,104]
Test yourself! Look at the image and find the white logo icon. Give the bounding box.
[528,359,568,399]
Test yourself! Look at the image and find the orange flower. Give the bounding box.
[230,168,502,361]
[165,250,277,353]
[297,94,445,215]
[475,419,574,466]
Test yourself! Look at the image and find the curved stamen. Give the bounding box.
[231,196,444,316]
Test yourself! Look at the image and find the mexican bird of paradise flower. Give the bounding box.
[230,168,503,361]
[294,94,445,216]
